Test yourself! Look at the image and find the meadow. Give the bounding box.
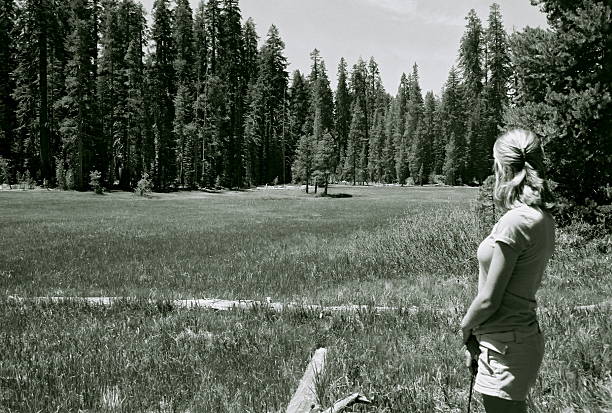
[0,186,610,412]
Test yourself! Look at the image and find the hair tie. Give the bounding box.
[516,147,526,169]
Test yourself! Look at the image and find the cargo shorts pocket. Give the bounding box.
[479,339,509,375]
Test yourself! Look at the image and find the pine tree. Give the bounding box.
[397,72,408,139]
[458,8,485,184]
[459,9,484,100]
[243,25,288,185]
[344,102,365,185]
[349,58,369,184]
[241,19,260,182]
[465,97,488,183]
[47,1,71,186]
[287,70,309,183]
[12,0,40,178]
[439,67,467,185]
[13,0,58,182]
[292,133,314,193]
[305,50,334,188]
[410,91,436,184]
[406,64,424,182]
[0,0,17,164]
[122,0,147,187]
[37,0,52,183]
[242,18,258,86]
[334,57,351,167]
[173,0,194,82]
[314,130,335,195]
[193,1,208,185]
[59,0,100,190]
[142,53,156,183]
[218,0,244,187]
[240,19,259,184]
[443,132,459,185]
[367,106,385,182]
[431,94,446,176]
[98,0,123,186]
[173,0,195,187]
[507,0,612,206]
[382,98,397,183]
[308,49,334,135]
[242,100,259,187]
[198,0,222,185]
[173,84,195,187]
[204,0,220,75]
[366,57,386,126]
[482,3,510,159]
[150,0,176,189]
[395,139,409,185]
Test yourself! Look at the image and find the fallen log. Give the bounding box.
[23,296,415,314]
[286,348,327,413]
[573,300,612,311]
[13,296,612,314]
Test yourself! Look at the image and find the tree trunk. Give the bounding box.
[39,0,50,183]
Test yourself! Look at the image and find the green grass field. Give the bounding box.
[0,186,610,412]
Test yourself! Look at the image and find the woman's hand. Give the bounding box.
[464,334,480,375]
[462,327,472,344]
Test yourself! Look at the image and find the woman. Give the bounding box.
[461,129,556,412]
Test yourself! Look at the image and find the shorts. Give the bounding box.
[474,327,545,401]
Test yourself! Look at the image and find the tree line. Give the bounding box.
[0,0,609,209]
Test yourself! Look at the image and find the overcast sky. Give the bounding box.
[141,0,549,95]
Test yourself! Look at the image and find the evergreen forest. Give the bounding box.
[0,0,610,209]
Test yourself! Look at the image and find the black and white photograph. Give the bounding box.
[0,0,610,411]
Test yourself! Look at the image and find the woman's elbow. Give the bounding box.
[477,296,499,313]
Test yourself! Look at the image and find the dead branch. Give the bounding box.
[320,393,371,413]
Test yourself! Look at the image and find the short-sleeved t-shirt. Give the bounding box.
[474,204,556,335]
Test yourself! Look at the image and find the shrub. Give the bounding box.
[18,170,35,190]
[135,173,152,197]
[555,196,611,239]
[429,174,445,186]
[89,170,103,194]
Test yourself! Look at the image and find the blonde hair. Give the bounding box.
[493,129,554,211]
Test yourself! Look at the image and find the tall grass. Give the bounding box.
[0,187,477,303]
[0,300,313,412]
[1,302,609,412]
[0,187,610,411]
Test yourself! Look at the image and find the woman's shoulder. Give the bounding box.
[494,205,552,250]
[500,204,549,227]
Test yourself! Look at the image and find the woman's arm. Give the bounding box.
[461,241,519,343]
[478,264,487,293]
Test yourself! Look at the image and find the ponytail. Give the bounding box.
[493,129,555,211]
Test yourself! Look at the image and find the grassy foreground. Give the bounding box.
[0,186,610,412]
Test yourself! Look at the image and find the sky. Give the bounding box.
[141,0,549,95]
